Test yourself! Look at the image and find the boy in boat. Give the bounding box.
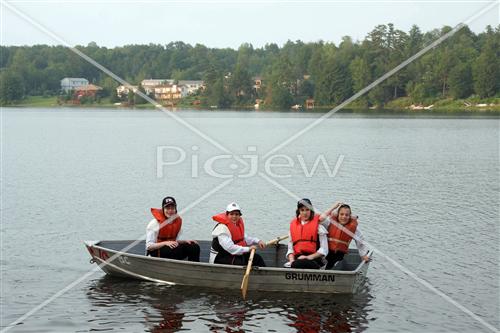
[210,202,266,266]
[320,202,370,269]
[146,196,200,262]
[286,198,329,269]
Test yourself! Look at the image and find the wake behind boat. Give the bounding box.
[85,240,372,294]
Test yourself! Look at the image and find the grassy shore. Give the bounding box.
[4,95,500,113]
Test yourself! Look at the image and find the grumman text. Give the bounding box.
[285,273,335,282]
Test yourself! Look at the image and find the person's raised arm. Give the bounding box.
[319,201,343,222]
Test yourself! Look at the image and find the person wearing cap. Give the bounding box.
[320,201,370,269]
[209,202,266,266]
[145,196,200,262]
[286,198,329,269]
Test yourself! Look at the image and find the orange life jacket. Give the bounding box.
[151,208,182,242]
[327,214,358,253]
[212,212,247,246]
[290,214,320,255]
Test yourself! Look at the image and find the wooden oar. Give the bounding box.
[240,247,256,300]
[265,234,289,247]
[240,235,289,300]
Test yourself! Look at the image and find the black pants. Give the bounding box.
[325,251,345,269]
[215,252,266,267]
[291,257,324,269]
[149,243,200,262]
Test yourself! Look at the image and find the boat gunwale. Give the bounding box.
[85,240,372,276]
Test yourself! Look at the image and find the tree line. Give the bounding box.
[0,23,498,108]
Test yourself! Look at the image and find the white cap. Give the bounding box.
[226,202,241,213]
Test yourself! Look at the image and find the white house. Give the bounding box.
[178,80,204,97]
[154,84,182,102]
[61,78,89,92]
[141,79,174,94]
[116,85,138,98]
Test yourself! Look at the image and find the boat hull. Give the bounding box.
[85,240,371,294]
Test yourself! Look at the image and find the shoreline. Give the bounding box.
[3,96,500,113]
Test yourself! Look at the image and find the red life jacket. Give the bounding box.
[212,212,247,246]
[151,208,182,242]
[290,214,320,255]
[327,214,358,253]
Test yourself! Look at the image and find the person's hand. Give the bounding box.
[287,254,295,263]
[257,240,266,249]
[186,240,198,245]
[361,255,371,262]
[298,254,309,260]
[249,245,257,251]
[164,241,178,249]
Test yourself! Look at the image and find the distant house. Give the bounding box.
[253,76,263,91]
[178,80,204,97]
[154,84,182,104]
[306,98,315,109]
[116,85,138,98]
[61,78,89,92]
[141,79,174,94]
[74,84,102,98]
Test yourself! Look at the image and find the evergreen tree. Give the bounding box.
[448,63,473,99]
[473,41,499,98]
[0,71,24,104]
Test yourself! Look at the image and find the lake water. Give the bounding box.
[1,108,499,332]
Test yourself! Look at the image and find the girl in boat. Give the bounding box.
[146,196,200,262]
[210,202,266,266]
[286,198,329,269]
[320,202,370,269]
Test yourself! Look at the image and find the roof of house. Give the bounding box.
[178,80,204,85]
[74,84,102,91]
[61,77,88,82]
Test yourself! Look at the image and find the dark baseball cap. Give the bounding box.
[297,198,312,209]
[162,196,177,208]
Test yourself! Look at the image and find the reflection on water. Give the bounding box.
[86,276,373,332]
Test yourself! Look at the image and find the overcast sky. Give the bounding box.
[2,1,499,49]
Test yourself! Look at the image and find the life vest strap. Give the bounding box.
[292,239,316,246]
[328,238,349,245]
[157,237,176,242]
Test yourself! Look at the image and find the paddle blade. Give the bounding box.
[241,274,249,299]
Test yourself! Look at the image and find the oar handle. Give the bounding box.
[244,248,256,276]
[266,235,289,246]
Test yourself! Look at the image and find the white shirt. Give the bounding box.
[209,224,260,264]
[145,218,183,251]
[320,218,369,257]
[286,220,329,258]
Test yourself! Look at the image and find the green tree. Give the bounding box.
[134,86,148,104]
[315,55,352,105]
[127,90,135,105]
[229,64,253,105]
[448,63,473,99]
[267,83,293,109]
[265,55,295,108]
[473,41,499,98]
[350,56,371,105]
[0,71,24,104]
